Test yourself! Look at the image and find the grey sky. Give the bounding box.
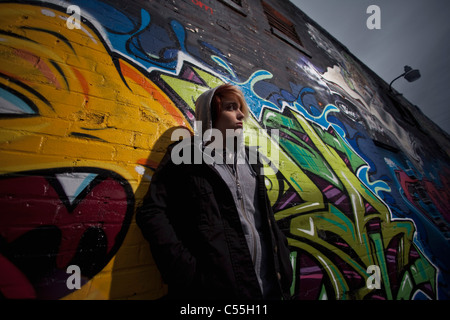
[290,0,450,135]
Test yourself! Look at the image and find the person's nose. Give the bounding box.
[236,109,244,120]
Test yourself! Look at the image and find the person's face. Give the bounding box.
[214,94,245,136]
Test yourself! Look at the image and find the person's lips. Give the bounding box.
[236,122,243,128]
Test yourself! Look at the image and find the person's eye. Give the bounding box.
[225,103,235,110]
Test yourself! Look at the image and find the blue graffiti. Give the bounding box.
[31,0,446,299]
[69,0,187,74]
[385,157,450,299]
[0,86,38,116]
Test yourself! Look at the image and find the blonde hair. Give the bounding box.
[211,84,249,125]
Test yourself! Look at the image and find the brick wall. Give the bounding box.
[0,0,449,300]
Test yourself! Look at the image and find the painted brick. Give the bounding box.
[0,0,449,301]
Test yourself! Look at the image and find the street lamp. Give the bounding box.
[389,65,421,92]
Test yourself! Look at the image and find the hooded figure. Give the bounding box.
[136,84,292,300]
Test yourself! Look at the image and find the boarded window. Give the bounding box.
[262,1,302,46]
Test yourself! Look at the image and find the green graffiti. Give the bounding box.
[156,60,437,300]
[256,106,437,300]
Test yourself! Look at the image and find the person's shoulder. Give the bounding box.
[167,135,197,151]
[164,135,199,166]
[155,137,193,167]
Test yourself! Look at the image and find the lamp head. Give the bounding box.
[403,65,421,82]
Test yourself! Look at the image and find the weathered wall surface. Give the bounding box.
[0,0,449,300]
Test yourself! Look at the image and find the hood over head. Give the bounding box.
[193,85,246,164]
[194,86,219,143]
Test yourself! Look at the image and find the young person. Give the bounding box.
[136,84,292,300]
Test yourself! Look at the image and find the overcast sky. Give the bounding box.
[290,0,450,135]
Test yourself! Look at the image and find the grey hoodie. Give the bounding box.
[194,86,246,162]
[194,87,276,297]
[194,86,217,143]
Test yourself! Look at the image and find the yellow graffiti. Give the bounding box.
[0,3,191,299]
[0,2,437,301]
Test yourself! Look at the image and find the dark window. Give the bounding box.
[262,1,302,46]
[218,0,247,16]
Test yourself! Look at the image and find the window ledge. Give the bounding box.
[271,27,312,58]
[218,0,247,16]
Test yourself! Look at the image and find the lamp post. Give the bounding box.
[389,65,421,92]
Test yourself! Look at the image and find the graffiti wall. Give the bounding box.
[0,0,449,300]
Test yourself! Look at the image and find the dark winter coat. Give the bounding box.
[136,138,293,300]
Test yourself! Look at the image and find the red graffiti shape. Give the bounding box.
[0,169,132,298]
